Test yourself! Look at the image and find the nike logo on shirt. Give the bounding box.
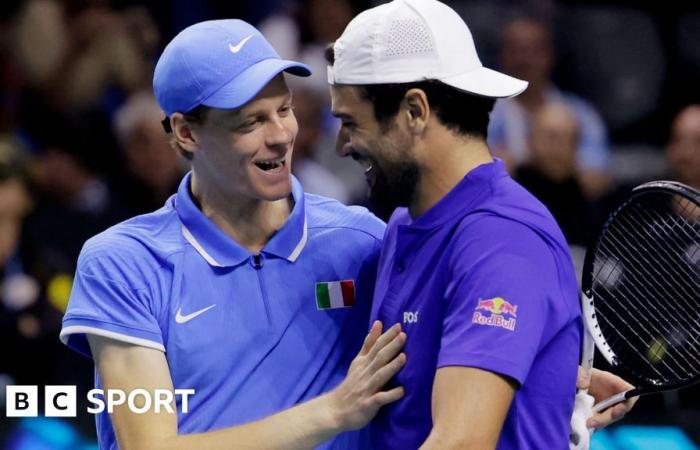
[229,35,253,54]
[175,304,217,324]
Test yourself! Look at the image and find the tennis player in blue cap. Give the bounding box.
[60,19,405,450]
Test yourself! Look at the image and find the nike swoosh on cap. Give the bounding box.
[175,304,217,324]
[229,35,253,54]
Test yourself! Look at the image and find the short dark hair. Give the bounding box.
[325,45,496,139]
[360,81,495,139]
[166,105,211,161]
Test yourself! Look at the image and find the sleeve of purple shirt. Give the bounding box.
[438,214,566,386]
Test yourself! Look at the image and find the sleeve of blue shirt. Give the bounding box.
[60,231,165,358]
[438,214,566,386]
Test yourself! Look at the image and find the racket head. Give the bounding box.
[581,180,700,393]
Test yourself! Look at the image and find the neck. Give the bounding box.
[409,130,493,218]
[190,173,292,254]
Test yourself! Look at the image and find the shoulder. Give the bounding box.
[457,213,550,254]
[304,194,386,243]
[77,204,183,286]
[449,213,562,280]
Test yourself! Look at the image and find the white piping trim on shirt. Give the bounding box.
[287,217,308,262]
[181,225,223,267]
[60,326,165,352]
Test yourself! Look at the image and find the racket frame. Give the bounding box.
[580,180,700,406]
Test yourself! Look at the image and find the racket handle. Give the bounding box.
[593,389,631,413]
[569,391,595,450]
[580,294,595,377]
[569,293,597,450]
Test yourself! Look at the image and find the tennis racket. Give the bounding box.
[570,180,700,449]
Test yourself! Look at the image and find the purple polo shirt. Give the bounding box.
[370,159,581,449]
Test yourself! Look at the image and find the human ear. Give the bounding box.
[171,113,199,154]
[403,89,429,135]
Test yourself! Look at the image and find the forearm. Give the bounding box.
[149,394,340,450]
[100,323,406,450]
[420,367,514,450]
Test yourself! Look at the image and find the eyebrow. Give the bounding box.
[238,93,294,119]
[331,111,353,120]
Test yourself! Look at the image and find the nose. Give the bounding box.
[335,127,352,157]
[266,116,295,148]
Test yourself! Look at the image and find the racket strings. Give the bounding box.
[592,260,693,380]
[608,200,697,359]
[632,201,700,332]
[593,302,669,379]
[637,206,700,297]
[591,191,700,386]
[600,199,700,366]
[593,255,694,383]
[597,219,700,351]
[607,213,700,341]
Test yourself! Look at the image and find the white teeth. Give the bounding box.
[256,156,285,165]
[254,156,286,171]
[363,161,373,174]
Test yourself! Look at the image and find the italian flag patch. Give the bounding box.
[316,280,356,310]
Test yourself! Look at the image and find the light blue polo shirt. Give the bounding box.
[61,173,385,450]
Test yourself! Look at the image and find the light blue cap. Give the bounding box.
[153,19,311,116]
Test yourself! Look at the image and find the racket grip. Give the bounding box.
[569,391,595,450]
[593,390,630,413]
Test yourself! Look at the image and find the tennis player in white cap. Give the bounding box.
[326,0,636,448]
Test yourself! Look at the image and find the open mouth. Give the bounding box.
[358,159,376,188]
[254,156,286,173]
[350,151,374,175]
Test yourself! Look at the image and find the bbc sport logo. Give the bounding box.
[4,386,195,417]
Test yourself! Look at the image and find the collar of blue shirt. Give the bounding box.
[405,158,506,230]
[174,172,308,267]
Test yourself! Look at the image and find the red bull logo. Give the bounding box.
[472,297,518,331]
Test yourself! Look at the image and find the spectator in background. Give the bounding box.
[515,103,591,246]
[113,91,185,214]
[10,0,157,112]
[260,0,368,99]
[489,16,611,201]
[23,113,131,294]
[664,104,700,415]
[291,86,350,203]
[16,113,131,409]
[0,137,96,434]
[667,104,700,192]
[0,137,40,389]
[0,137,37,334]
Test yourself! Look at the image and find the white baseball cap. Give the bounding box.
[327,0,528,98]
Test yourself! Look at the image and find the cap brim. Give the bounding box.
[440,66,528,99]
[201,58,312,110]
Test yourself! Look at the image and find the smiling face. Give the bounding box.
[186,74,298,202]
[330,84,419,213]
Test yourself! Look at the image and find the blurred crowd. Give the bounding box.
[0,0,699,444]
